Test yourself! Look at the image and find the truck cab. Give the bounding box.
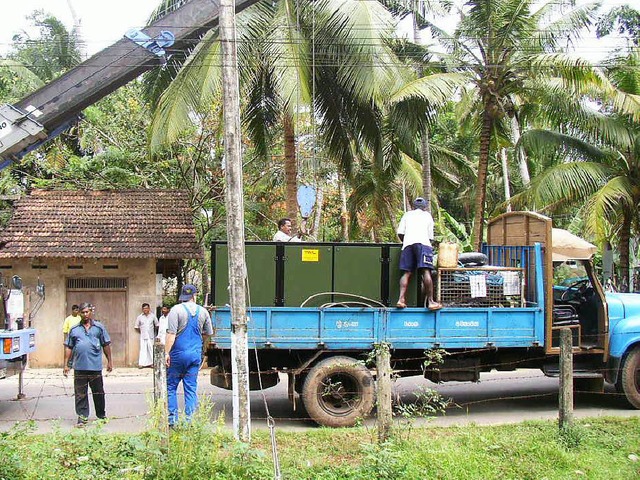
[488,212,639,408]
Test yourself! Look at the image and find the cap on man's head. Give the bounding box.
[179,284,198,302]
[413,197,428,210]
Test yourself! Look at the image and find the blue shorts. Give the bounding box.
[399,244,434,271]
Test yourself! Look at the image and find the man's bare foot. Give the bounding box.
[427,302,442,311]
[396,301,407,309]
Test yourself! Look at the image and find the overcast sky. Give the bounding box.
[0,0,159,56]
[0,0,633,61]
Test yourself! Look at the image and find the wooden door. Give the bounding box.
[67,279,128,366]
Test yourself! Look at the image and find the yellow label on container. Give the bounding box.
[301,249,319,262]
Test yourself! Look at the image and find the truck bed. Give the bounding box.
[209,305,545,350]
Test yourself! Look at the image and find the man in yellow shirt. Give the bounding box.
[62,305,81,340]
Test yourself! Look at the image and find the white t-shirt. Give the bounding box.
[156,314,168,345]
[397,209,434,249]
[272,230,301,242]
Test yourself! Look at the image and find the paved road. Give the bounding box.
[1,368,638,433]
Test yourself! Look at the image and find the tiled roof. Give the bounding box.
[0,189,202,259]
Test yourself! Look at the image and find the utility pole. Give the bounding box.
[220,0,251,442]
[65,0,86,60]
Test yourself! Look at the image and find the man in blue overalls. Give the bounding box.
[164,284,213,427]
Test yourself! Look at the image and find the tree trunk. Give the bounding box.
[339,175,349,241]
[472,109,493,251]
[312,183,324,239]
[510,115,530,186]
[200,247,209,298]
[421,131,432,212]
[500,148,511,212]
[619,209,631,293]
[283,114,298,233]
[413,13,433,213]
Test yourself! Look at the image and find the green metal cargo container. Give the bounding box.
[333,244,382,306]
[283,244,333,307]
[213,243,277,307]
[210,242,423,308]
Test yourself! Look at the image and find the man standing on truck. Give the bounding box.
[164,284,213,427]
[396,197,442,310]
[273,218,302,242]
[63,303,113,427]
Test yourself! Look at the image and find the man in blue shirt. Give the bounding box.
[63,302,113,427]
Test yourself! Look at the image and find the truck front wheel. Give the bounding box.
[301,356,375,427]
[619,347,640,409]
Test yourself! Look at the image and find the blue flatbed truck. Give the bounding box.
[207,212,640,427]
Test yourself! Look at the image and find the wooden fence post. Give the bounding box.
[376,343,392,442]
[153,342,168,430]
[559,328,573,430]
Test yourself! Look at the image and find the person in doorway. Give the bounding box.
[134,303,158,368]
[273,218,302,242]
[156,305,170,345]
[62,305,81,368]
[165,284,213,427]
[396,197,442,311]
[63,302,113,427]
[62,305,81,340]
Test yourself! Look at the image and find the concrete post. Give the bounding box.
[559,328,574,430]
[220,0,251,443]
[376,344,393,442]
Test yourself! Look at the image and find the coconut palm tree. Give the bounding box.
[147,0,467,239]
[513,47,640,291]
[420,0,600,249]
[379,0,456,212]
[147,0,409,234]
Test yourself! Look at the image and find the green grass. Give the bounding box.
[1,416,639,479]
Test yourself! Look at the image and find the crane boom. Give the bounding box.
[0,0,259,168]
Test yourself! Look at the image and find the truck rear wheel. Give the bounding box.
[301,356,375,427]
[619,347,640,409]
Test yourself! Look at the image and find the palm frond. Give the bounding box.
[510,161,611,212]
[520,129,609,161]
[149,30,222,149]
[388,72,469,105]
[530,2,598,52]
[317,0,407,101]
[525,79,636,149]
[528,53,609,92]
[582,175,634,238]
[611,90,640,122]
